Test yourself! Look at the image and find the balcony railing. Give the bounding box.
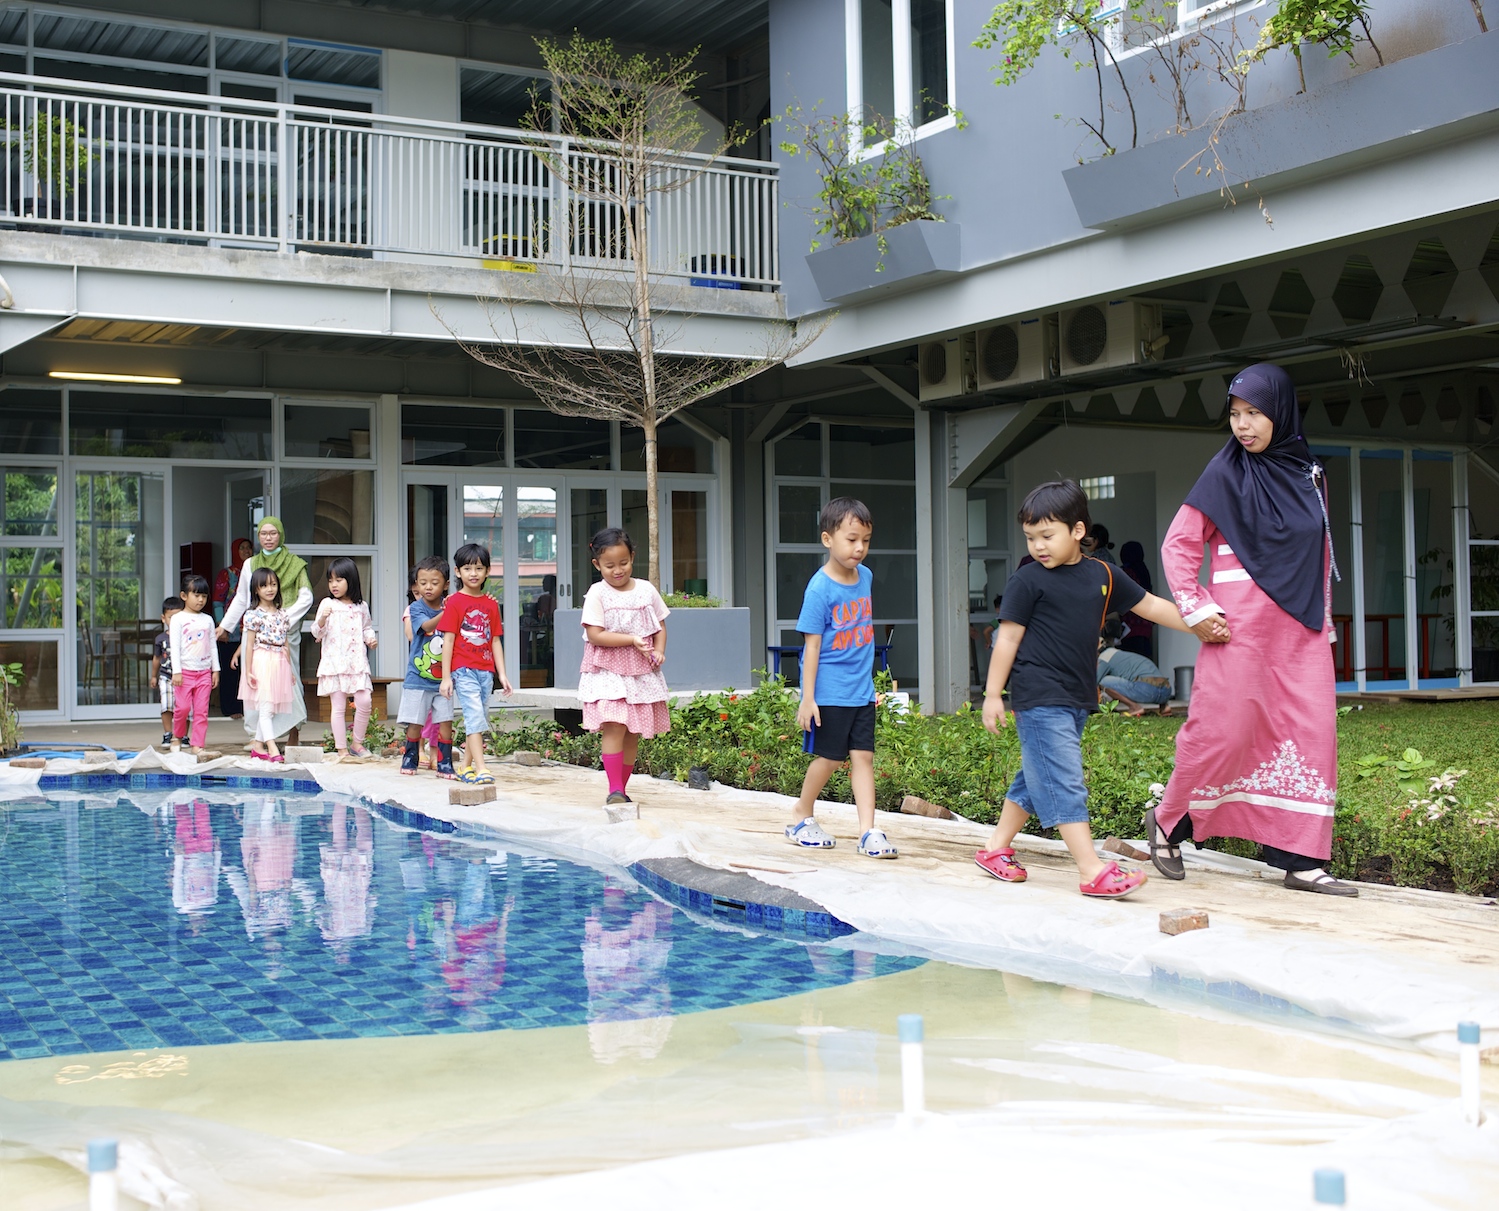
[0,73,780,290]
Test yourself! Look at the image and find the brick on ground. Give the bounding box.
[1159,908,1210,936]
[450,784,497,806]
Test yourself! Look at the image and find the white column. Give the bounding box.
[375,393,402,680]
[1455,453,1472,686]
[1402,448,1419,687]
[892,0,914,126]
[1349,453,1367,691]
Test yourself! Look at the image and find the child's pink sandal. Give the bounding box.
[975,848,1027,883]
[1080,861,1148,899]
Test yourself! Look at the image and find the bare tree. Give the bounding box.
[452,34,821,587]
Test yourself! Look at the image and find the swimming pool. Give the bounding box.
[0,788,919,1063]
[1,782,1490,1211]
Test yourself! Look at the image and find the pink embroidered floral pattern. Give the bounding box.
[1173,586,1205,615]
[1192,739,1335,805]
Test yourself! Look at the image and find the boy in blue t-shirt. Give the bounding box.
[397,555,456,778]
[785,497,897,859]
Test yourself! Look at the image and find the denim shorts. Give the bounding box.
[1004,705,1092,829]
[1099,675,1173,705]
[450,666,493,734]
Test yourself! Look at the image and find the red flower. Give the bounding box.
[720,712,729,721]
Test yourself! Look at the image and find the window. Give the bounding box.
[69,393,272,459]
[849,0,954,132]
[512,410,611,470]
[768,420,919,685]
[402,404,507,467]
[283,403,373,460]
[0,388,61,455]
[1080,475,1116,500]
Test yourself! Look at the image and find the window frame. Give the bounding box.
[845,0,957,151]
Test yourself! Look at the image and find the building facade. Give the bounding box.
[2,0,1497,721]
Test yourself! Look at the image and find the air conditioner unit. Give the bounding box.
[917,334,974,402]
[1057,301,1165,375]
[974,316,1055,390]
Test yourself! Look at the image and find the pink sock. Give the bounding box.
[622,763,634,792]
[602,752,625,794]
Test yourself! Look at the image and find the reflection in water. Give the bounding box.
[583,880,674,1063]
[225,797,313,980]
[167,795,220,921]
[0,793,922,1062]
[317,802,376,961]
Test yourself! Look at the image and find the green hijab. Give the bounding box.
[249,517,310,603]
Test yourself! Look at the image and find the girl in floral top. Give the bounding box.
[312,557,379,760]
[241,568,298,762]
[578,528,670,813]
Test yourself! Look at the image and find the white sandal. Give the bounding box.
[858,829,898,859]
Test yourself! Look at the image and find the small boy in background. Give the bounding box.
[976,480,1198,898]
[438,543,513,785]
[152,593,183,748]
[785,497,897,859]
[399,555,456,778]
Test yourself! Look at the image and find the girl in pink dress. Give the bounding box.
[312,557,379,759]
[578,528,670,813]
[1148,363,1355,896]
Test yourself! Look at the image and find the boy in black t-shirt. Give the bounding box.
[976,481,1206,899]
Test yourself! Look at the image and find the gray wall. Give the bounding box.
[769,0,1484,318]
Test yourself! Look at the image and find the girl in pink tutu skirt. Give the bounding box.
[578,527,670,813]
[240,568,300,762]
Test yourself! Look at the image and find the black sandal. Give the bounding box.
[1283,869,1359,897]
[1145,807,1185,881]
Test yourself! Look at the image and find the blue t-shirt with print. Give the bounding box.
[795,563,875,707]
[405,598,444,690]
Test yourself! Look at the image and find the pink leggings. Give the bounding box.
[329,689,372,751]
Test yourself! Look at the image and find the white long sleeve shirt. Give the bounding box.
[220,564,315,634]
[169,610,221,673]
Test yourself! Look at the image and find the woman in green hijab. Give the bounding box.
[217,517,314,742]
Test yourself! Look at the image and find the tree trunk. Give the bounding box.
[1470,0,1488,32]
[630,183,662,587]
[643,412,660,588]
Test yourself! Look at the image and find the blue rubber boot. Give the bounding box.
[436,741,456,780]
[400,740,420,775]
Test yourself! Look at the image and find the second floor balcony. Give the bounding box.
[0,73,781,291]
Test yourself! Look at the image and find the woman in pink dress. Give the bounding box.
[1147,363,1356,896]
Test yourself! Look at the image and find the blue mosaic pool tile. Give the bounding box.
[0,790,918,1062]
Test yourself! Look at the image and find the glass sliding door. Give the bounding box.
[570,487,607,607]
[405,480,451,575]
[1412,453,1456,685]
[516,485,559,688]
[1467,458,1499,682]
[1359,451,1408,686]
[75,469,167,712]
[1,466,64,714]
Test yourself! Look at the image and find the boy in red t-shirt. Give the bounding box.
[438,542,513,783]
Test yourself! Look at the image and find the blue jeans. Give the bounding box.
[450,667,494,734]
[1004,705,1092,828]
[1100,675,1172,705]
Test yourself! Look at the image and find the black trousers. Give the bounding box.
[1162,811,1320,873]
[217,640,242,715]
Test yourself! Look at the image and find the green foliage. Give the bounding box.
[7,114,95,196]
[1353,746,1436,798]
[974,0,1137,153]
[661,590,723,609]
[974,0,1110,85]
[0,661,24,753]
[777,101,962,256]
[1244,0,1382,91]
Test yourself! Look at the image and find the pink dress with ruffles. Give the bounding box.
[1156,504,1338,860]
[578,580,671,737]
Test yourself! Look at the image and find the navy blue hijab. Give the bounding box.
[1183,364,1328,631]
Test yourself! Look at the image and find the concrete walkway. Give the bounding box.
[258,753,1499,1049]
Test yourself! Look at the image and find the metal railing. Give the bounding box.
[0,73,781,289]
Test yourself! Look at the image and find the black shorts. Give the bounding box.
[808,703,876,762]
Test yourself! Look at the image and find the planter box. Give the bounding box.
[805,219,962,303]
[1063,32,1499,231]
[554,606,752,693]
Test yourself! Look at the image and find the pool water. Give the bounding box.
[0,789,918,1063]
